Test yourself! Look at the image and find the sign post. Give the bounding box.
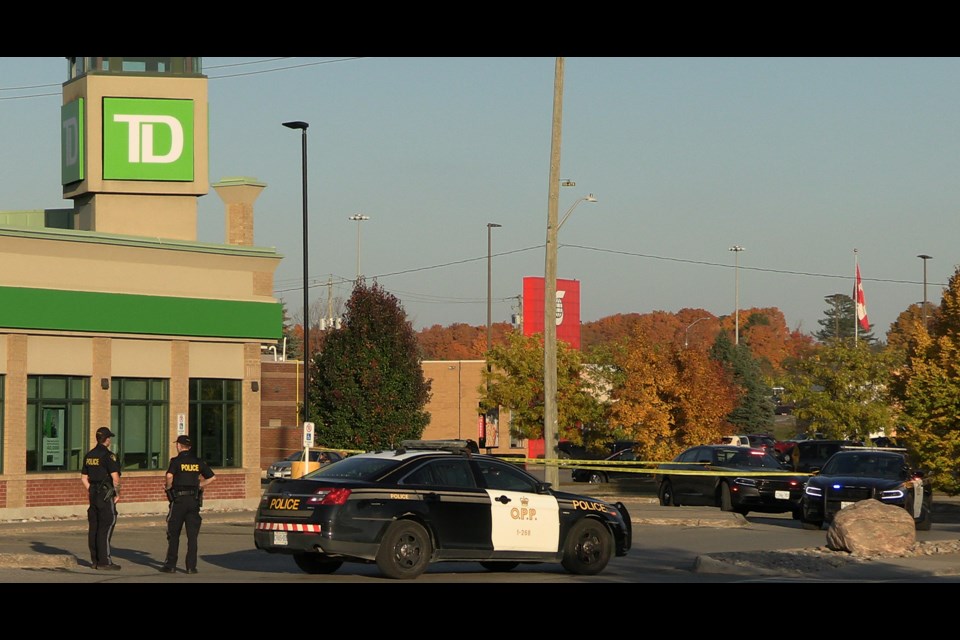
[292,422,316,479]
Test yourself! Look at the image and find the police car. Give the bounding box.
[254,440,632,579]
[799,447,933,531]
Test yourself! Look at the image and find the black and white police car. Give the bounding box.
[799,447,933,531]
[254,440,632,579]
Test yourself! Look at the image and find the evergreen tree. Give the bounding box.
[710,332,775,433]
[310,279,431,450]
[814,293,876,344]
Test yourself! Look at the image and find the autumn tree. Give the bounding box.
[417,322,513,360]
[609,328,738,462]
[887,303,937,353]
[310,279,431,450]
[737,308,792,377]
[889,266,960,494]
[783,341,897,441]
[710,332,775,433]
[480,332,609,448]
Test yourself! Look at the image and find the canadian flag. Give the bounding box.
[855,263,870,331]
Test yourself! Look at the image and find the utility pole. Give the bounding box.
[729,245,745,345]
[543,57,564,489]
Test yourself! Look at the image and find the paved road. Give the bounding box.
[3,492,960,584]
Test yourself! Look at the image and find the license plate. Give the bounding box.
[775,490,789,500]
[274,531,288,546]
[840,501,855,509]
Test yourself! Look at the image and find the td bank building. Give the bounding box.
[0,57,285,518]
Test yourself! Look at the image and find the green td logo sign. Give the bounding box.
[102,97,194,181]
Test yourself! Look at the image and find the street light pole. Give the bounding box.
[729,245,745,345]
[486,223,502,357]
[918,254,932,331]
[543,57,564,489]
[349,214,370,280]
[684,316,711,349]
[559,194,597,230]
[283,120,310,424]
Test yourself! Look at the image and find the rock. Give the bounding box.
[826,499,916,555]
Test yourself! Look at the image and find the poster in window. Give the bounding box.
[42,407,66,466]
[486,407,500,448]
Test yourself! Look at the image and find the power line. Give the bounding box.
[271,242,948,309]
[0,57,365,101]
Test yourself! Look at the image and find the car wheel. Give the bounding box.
[561,518,613,575]
[658,481,678,507]
[293,553,343,575]
[479,561,520,572]
[719,482,734,512]
[588,471,606,484]
[915,503,933,531]
[375,520,432,580]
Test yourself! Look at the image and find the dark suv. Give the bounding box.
[782,439,862,473]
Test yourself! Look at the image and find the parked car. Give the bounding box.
[654,445,807,517]
[558,439,635,460]
[745,434,777,453]
[571,447,642,483]
[266,448,343,480]
[719,435,750,446]
[799,448,932,531]
[254,439,632,579]
[780,439,862,472]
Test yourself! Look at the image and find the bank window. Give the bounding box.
[188,379,241,468]
[26,376,89,472]
[111,378,168,471]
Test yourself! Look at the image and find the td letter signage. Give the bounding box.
[102,97,194,181]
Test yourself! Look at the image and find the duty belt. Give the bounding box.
[173,489,199,497]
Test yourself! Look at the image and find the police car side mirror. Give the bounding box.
[536,482,552,494]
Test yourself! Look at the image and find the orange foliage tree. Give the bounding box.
[609,328,739,462]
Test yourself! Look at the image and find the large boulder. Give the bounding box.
[825,499,916,556]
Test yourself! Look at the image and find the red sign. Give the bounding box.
[522,277,581,350]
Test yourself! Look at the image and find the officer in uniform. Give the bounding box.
[160,435,215,574]
[80,426,122,570]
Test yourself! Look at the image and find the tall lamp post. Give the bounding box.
[283,120,310,424]
[729,245,745,345]
[684,316,711,349]
[486,223,502,356]
[349,214,370,280]
[918,254,932,331]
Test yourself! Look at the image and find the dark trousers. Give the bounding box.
[87,492,118,566]
[165,496,202,570]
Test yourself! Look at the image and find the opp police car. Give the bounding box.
[254,440,632,579]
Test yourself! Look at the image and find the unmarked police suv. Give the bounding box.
[254,440,632,579]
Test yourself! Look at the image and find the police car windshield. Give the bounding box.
[306,456,397,481]
[822,453,907,479]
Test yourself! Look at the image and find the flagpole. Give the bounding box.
[854,249,859,346]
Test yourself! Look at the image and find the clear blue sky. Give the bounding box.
[2,57,955,337]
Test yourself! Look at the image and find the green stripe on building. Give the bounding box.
[0,286,282,339]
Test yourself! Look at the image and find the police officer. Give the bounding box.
[80,426,122,570]
[159,435,215,574]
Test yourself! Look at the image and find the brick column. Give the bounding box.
[4,335,28,508]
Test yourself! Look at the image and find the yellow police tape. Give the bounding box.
[317,447,811,477]
[510,457,812,477]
